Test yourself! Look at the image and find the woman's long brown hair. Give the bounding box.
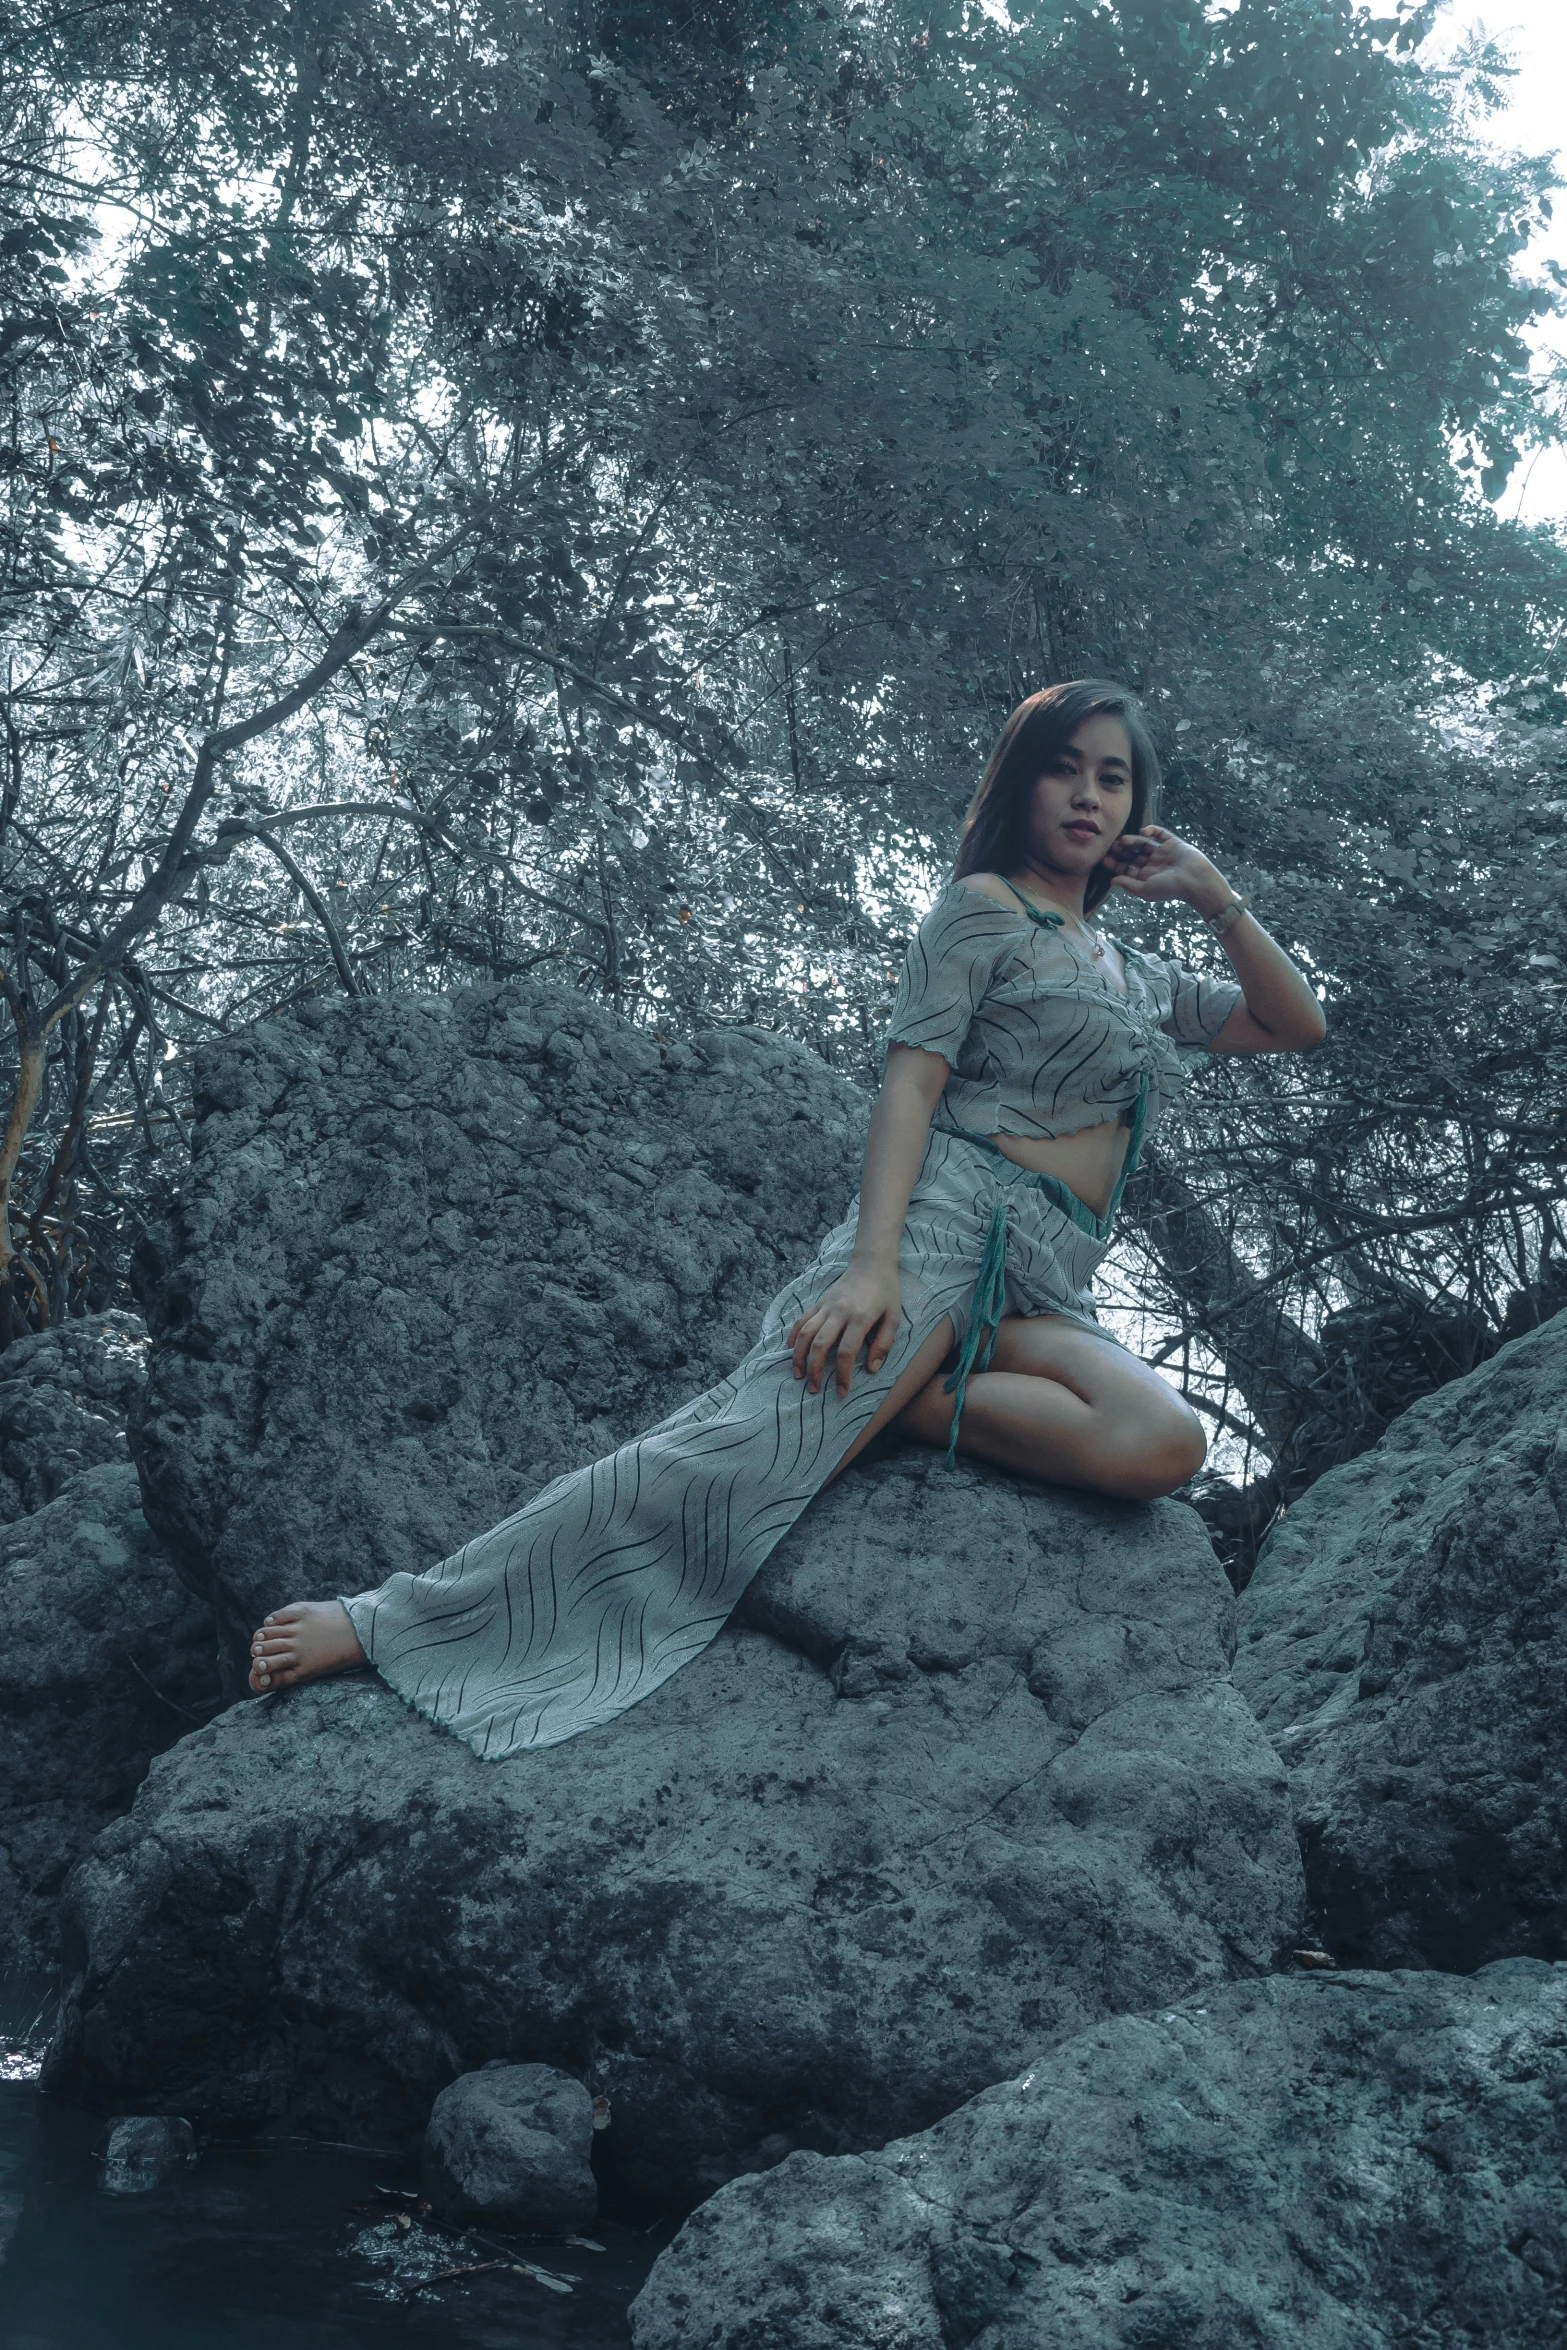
[954,680,1161,915]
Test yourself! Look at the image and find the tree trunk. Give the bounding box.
[1127,1145,1322,1460]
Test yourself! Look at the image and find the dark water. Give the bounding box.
[1,1983,665,2350]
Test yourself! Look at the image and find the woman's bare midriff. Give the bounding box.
[990,1117,1129,1219]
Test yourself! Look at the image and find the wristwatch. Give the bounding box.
[1205,892,1249,937]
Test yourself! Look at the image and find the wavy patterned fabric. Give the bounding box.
[885,879,1243,1143]
[340,1128,1109,1760]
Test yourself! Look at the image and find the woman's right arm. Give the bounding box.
[787,1044,950,1398]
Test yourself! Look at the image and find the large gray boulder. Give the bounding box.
[1235,1309,1567,1969]
[0,1461,219,1972]
[48,979,1298,2197]
[127,984,869,1674]
[0,1310,148,1522]
[45,1450,1301,2202]
[631,1960,1567,2350]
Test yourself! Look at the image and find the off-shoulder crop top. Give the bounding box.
[884,879,1243,1146]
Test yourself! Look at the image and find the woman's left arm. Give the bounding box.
[1105,824,1326,1054]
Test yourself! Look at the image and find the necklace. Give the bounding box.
[1061,910,1107,959]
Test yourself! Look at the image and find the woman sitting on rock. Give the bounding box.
[249,679,1324,1758]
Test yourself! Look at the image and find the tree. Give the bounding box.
[1,0,1563,1539]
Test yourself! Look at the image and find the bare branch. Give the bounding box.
[227,824,361,998]
[37,525,473,1032]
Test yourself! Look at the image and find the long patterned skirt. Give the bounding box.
[340,1127,1114,1760]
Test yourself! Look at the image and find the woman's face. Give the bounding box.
[1022,714,1136,878]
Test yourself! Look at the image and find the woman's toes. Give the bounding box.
[249,1619,300,1694]
[245,1599,365,1697]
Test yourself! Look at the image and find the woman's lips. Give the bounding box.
[1064,821,1100,840]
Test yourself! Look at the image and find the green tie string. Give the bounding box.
[941,1194,1009,1467]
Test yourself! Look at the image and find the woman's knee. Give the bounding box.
[1095,1397,1206,1501]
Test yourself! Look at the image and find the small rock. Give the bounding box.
[423,2064,597,2231]
[100,2114,196,2193]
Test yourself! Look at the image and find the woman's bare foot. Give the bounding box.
[249,1600,367,1695]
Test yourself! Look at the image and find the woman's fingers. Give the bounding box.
[808,1325,845,1391]
[864,1307,897,1375]
[834,1305,905,1394]
[789,1305,823,1376]
[810,1308,879,1397]
[831,1312,875,1399]
[1108,841,1184,899]
[791,1286,903,1392]
[790,1304,829,1378]
[805,1310,850,1394]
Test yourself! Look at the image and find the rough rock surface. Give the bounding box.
[127,984,870,1674]
[0,1310,148,1522]
[423,2062,596,2230]
[1235,1309,1567,1969]
[45,1450,1301,2202]
[0,1462,220,1973]
[631,1961,1567,2350]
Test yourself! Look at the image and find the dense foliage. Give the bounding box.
[3,0,1564,1542]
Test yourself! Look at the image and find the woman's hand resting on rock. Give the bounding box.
[788,1260,903,1398]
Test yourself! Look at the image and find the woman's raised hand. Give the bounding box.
[787,1261,904,1398]
[1102,823,1231,916]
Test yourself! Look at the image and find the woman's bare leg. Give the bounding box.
[249,1602,365,1695]
[895,1313,1205,1500]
